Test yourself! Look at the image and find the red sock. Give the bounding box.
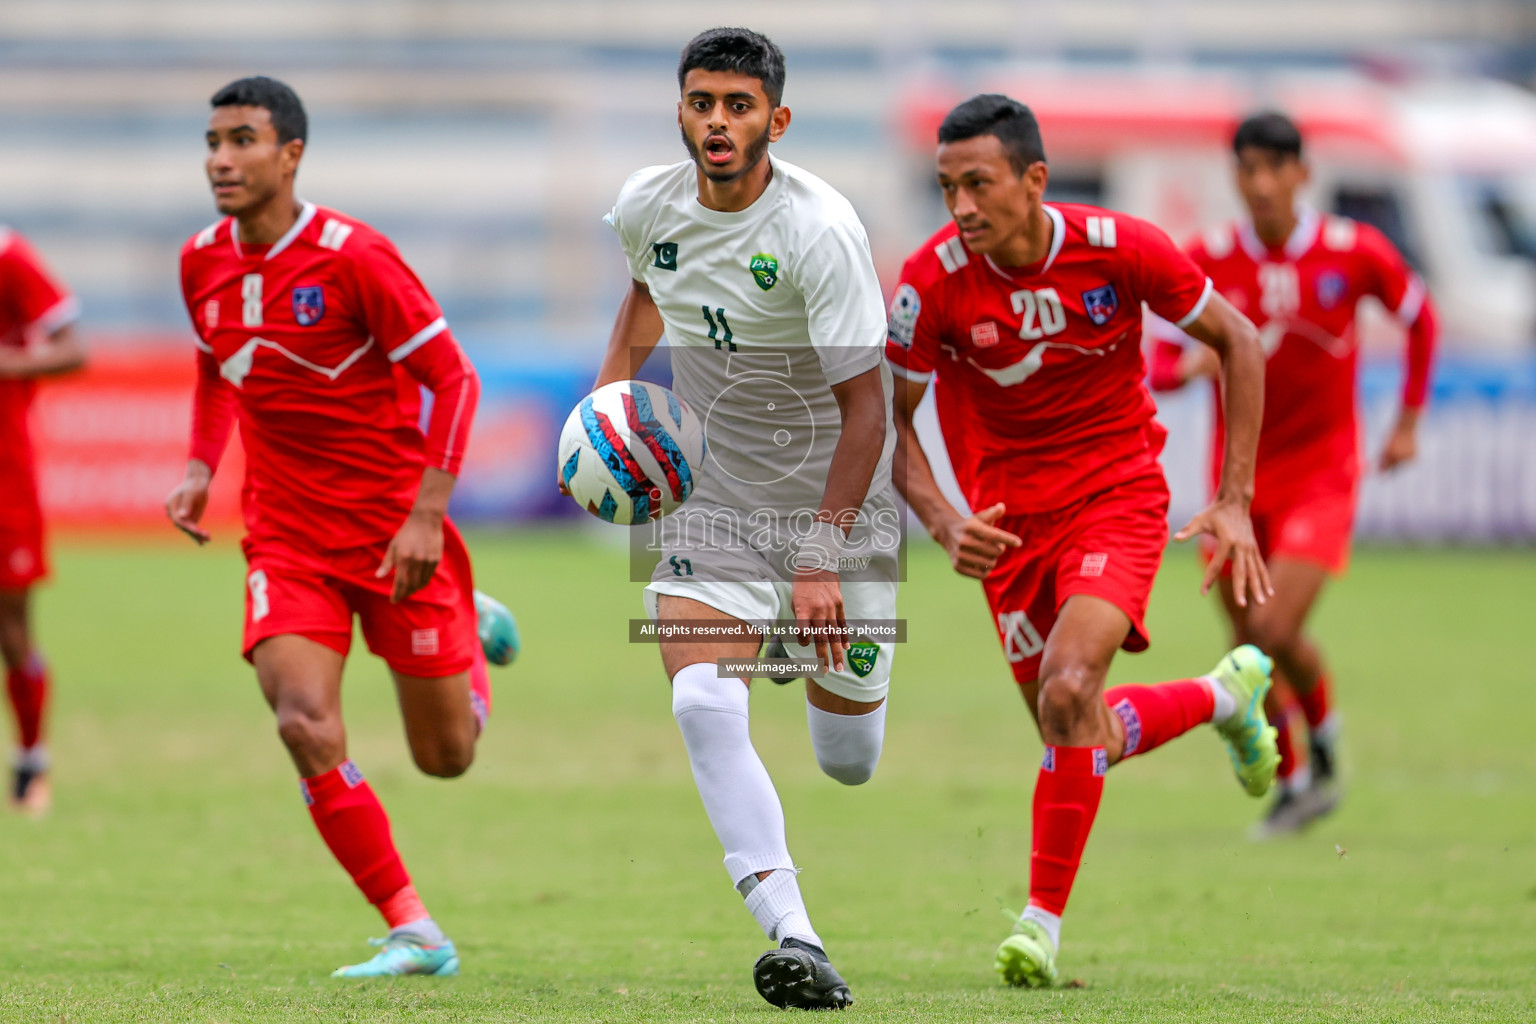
[302,760,418,923]
[378,884,430,931]
[1297,674,1332,730]
[469,648,491,735]
[1273,707,1299,784]
[1028,746,1107,917]
[1104,680,1215,760]
[6,654,49,751]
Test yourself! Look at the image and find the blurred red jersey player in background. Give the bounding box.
[0,228,86,815]
[889,95,1277,989]
[1151,112,1437,837]
[165,76,518,977]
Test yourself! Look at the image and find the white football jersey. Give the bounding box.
[606,155,893,515]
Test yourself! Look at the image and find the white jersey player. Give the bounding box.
[591,28,895,1010]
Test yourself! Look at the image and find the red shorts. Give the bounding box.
[0,469,45,590]
[241,519,479,678]
[1204,481,1357,576]
[0,518,46,591]
[982,471,1170,685]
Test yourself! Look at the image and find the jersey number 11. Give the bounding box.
[701,306,736,351]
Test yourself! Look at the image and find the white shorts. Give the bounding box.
[642,495,900,703]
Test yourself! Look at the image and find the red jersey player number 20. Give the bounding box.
[890,204,1220,677]
[888,93,1276,994]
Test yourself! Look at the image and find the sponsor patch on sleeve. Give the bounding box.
[887,283,921,349]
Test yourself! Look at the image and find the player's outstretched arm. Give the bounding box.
[1175,291,1272,608]
[165,350,235,545]
[0,322,86,380]
[890,375,1020,580]
[594,279,665,389]
[1379,294,1438,472]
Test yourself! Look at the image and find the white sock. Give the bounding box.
[11,745,48,773]
[743,868,823,949]
[806,699,886,786]
[1204,674,1237,724]
[1020,905,1061,951]
[671,663,796,883]
[390,916,446,946]
[1281,764,1313,795]
[1312,711,1342,744]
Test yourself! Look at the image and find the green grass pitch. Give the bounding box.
[0,531,1531,1022]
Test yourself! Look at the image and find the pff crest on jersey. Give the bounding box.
[292,285,325,326]
[750,252,779,291]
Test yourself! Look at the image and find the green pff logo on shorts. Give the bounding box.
[847,637,879,678]
[750,252,779,291]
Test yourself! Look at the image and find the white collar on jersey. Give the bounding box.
[231,201,317,261]
[982,203,1066,282]
[1238,204,1320,263]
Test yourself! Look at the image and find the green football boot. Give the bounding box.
[1209,645,1279,797]
[474,590,520,667]
[331,935,459,978]
[995,918,1059,989]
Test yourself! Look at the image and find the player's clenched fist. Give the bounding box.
[377,509,444,604]
[165,459,213,545]
[939,502,1023,579]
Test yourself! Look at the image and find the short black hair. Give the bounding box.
[211,76,307,145]
[677,28,786,106]
[1233,111,1302,158]
[937,94,1046,173]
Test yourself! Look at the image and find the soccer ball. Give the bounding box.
[557,380,706,524]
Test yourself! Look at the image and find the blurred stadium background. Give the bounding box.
[6,0,1536,536]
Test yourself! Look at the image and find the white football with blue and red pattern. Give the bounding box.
[557,380,706,524]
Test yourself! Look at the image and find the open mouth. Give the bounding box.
[958,221,988,241]
[703,135,734,166]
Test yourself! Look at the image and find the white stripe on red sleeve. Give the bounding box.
[30,294,81,335]
[1173,278,1214,330]
[441,350,473,471]
[1395,276,1426,327]
[389,317,448,363]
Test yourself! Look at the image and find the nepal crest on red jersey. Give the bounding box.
[292,285,325,326]
[1081,283,1118,325]
[1315,270,1348,310]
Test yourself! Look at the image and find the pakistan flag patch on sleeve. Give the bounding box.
[847,637,879,678]
[750,252,779,291]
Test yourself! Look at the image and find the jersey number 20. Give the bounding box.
[1011,287,1066,341]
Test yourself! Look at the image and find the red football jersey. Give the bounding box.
[887,204,1212,513]
[179,202,476,554]
[0,228,79,526]
[1182,209,1434,501]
